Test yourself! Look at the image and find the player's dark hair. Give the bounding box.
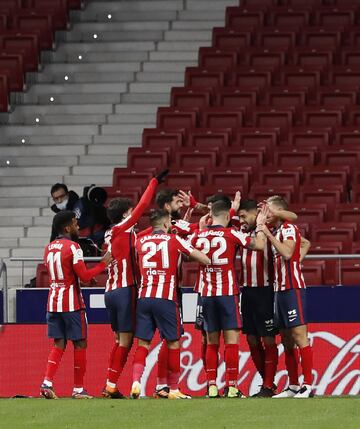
[206,193,231,205]
[149,209,170,227]
[211,199,232,217]
[239,199,258,212]
[51,183,68,196]
[155,188,179,209]
[107,198,134,224]
[53,210,75,235]
[267,195,288,210]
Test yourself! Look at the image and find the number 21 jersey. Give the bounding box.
[191,226,251,297]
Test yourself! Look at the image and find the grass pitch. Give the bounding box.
[1,397,360,429]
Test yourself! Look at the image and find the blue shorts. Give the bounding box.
[135,298,182,342]
[274,289,307,329]
[241,287,278,337]
[104,287,137,333]
[47,310,87,341]
[202,295,241,333]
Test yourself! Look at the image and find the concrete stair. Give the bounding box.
[0,0,237,292]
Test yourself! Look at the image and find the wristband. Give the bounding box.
[189,194,197,209]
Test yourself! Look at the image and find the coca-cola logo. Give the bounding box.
[137,329,360,396]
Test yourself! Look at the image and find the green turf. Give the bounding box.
[1,397,360,429]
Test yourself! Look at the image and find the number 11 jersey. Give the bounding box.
[191,226,251,297]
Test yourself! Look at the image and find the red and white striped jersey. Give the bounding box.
[240,229,274,288]
[272,222,306,292]
[137,219,198,240]
[136,231,195,301]
[191,226,251,297]
[44,239,86,312]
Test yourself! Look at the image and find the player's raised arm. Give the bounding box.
[300,236,311,262]
[72,246,112,283]
[258,224,295,260]
[112,170,169,237]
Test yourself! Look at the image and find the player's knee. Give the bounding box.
[262,336,276,346]
[167,340,180,349]
[73,339,87,349]
[54,339,67,350]
[246,335,259,347]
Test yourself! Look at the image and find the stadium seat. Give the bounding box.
[302,109,343,127]
[27,0,69,31]
[352,185,360,203]
[333,204,360,223]
[315,10,356,28]
[0,0,22,14]
[170,87,212,109]
[211,30,252,51]
[182,263,199,288]
[174,150,218,170]
[226,8,265,29]
[300,29,342,49]
[269,10,311,28]
[197,185,244,204]
[201,107,244,131]
[288,128,330,149]
[0,53,25,92]
[228,69,272,89]
[166,170,203,189]
[274,149,316,167]
[198,47,239,70]
[142,129,183,152]
[187,128,231,149]
[253,109,294,136]
[334,127,360,146]
[233,128,278,151]
[127,148,168,170]
[208,171,250,192]
[320,147,360,167]
[264,90,307,109]
[256,30,297,49]
[348,108,360,126]
[309,241,345,254]
[258,168,302,190]
[185,67,224,88]
[12,12,55,50]
[340,261,360,286]
[292,50,335,68]
[0,15,8,30]
[220,149,264,177]
[279,68,322,89]
[0,33,40,72]
[290,204,327,223]
[341,49,360,66]
[301,260,325,286]
[299,185,346,205]
[215,88,258,109]
[241,49,286,68]
[304,167,348,187]
[36,263,49,288]
[329,68,360,87]
[249,184,294,203]
[316,89,357,107]
[156,107,198,130]
[112,170,153,190]
[103,187,141,205]
[312,222,357,243]
[0,74,9,112]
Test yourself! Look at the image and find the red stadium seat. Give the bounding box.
[288,128,330,149]
[13,12,55,50]
[329,68,360,87]
[208,171,250,192]
[334,127,360,146]
[299,185,346,205]
[211,30,252,51]
[316,89,357,107]
[341,49,360,66]
[0,53,25,92]
[156,107,198,130]
[187,128,231,149]
[352,185,360,203]
[215,88,258,109]
[198,47,239,70]
[300,29,342,49]
[348,108,360,126]
[256,30,297,49]
[185,67,224,88]
[241,49,286,68]
[0,0,22,14]
[226,8,265,29]
[320,147,360,167]
[309,241,345,254]
[182,263,199,288]
[279,68,322,89]
[0,33,40,72]
[301,260,325,286]
[174,150,218,170]
[333,204,360,223]
[312,223,357,243]
[340,261,360,286]
[258,168,302,190]
[0,15,8,30]
[27,0,69,31]
[112,169,153,190]
[36,263,49,288]
[304,167,348,187]
[142,129,183,152]
[253,109,293,135]
[228,69,272,89]
[197,185,244,204]
[166,170,203,189]
[170,87,211,109]
[103,187,141,205]
[292,50,335,68]
[270,10,311,28]
[315,10,355,28]
[264,90,307,109]
[290,204,327,223]
[302,109,343,127]
[249,184,294,203]
[0,74,9,112]
[274,149,316,167]
[220,149,264,177]
[201,107,244,130]
[127,148,168,170]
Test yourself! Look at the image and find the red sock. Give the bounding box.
[44,346,64,382]
[107,343,118,370]
[206,344,219,385]
[167,348,180,391]
[225,344,239,388]
[201,341,207,372]
[132,346,148,383]
[249,343,265,378]
[285,348,299,386]
[299,345,313,385]
[263,344,278,389]
[107,346,130,385]
[157,340,169,386]
[74,348,86,389]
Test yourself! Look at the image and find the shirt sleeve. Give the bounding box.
[282,224,296,241]
[230,229,252,248]
[70,243,84,265]
[175,235,195,257]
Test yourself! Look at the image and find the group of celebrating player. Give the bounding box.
[40,169,313,400]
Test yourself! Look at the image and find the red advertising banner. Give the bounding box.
[0,323,359,397]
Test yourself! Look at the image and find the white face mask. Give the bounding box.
[55,198,68,210]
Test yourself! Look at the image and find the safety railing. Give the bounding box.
[0,259,7,323]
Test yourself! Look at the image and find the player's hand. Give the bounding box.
[256,205,270,227]
[255,223,269,237]
[178,190,191,207]
[101,251,113,266]
[231,191,241,212]
[155,169,169,184]
[199,213,211,230]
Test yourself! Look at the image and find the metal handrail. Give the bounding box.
[0,259,8,323]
